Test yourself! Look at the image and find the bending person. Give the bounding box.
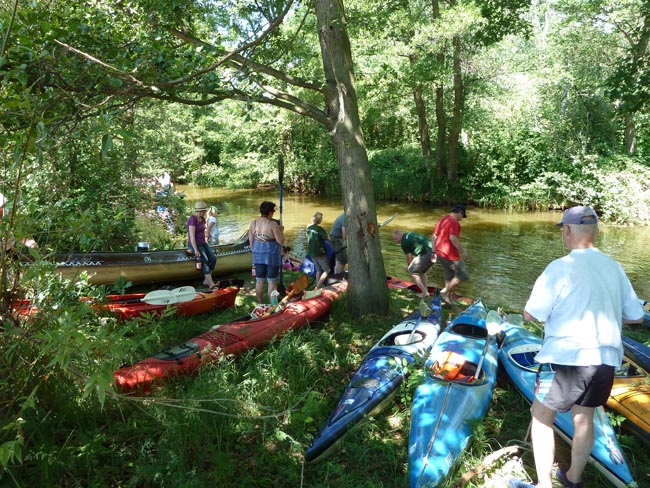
[392,229,433,299]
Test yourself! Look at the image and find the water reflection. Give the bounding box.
[178,185,650,310]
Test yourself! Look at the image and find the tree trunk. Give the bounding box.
[413,84,432,163]
[435,72,446,180]
[313,0,390,318]
[448,34,462,183]
[432,0,445,180]
[624,112,636,154]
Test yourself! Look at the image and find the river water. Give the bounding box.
[179,185,650,311]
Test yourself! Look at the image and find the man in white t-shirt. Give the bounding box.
[509,206,644,488]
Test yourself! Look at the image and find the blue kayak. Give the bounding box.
[639,298,650,323]
[305,297,443,463]
[622,335,650,372]
[498,318,635,488]
[409,299,500,488]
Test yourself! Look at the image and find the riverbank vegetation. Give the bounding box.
[3,270,650,486]
[3,0,650,485]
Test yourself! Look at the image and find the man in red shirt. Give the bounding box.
[432,205,469,304]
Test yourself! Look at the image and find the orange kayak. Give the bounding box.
[608,354,650,444]
[114,279,348,394]
[104,286,239,320]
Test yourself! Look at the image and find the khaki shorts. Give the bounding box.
[437,256,469,282]
[408,252,433,275]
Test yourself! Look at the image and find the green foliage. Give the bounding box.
[5,277,647,486]
[369,146,433,202]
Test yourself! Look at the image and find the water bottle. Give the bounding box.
[270,290,280,306]
[195,256,202,271]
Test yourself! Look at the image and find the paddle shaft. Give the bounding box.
[333,214,397,255]
[277,155,286,297]
[474,334,493,381]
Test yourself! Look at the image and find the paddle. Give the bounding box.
[264,274,310,316]
[333,213,398,256]
[474,310,502,381]
[141,286,196,306]
[277,153,287,298]
[406,297,435,345]
[379,213,397,228]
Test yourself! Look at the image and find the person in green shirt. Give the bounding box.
[392,229,433,299]
[306,211,331,289]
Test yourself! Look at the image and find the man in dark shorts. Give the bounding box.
[392,229,433,299]
[508,206,644,488]
[432,204,469,304]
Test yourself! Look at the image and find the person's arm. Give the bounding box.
[271,221,284,246]
[449,234,468,260]
[623,317,644,325]
[188,225,198,255]
[248,220,256,247]
[523,310,539,322]
[207,219,215,235]
[406,252,413,265]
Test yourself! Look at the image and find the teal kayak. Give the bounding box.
[409,299,500,487]
[498,317,635,488]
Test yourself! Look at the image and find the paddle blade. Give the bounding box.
[287,274,310,296]
[379,214,396,227]
[141,290,176,305]
[171,286,196,303]
[418,299,431,318]
[141,290,175,305]
[486,310,503,335]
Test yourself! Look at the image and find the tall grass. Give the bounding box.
[2,271,649,487]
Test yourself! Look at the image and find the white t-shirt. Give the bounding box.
[525,247,643,367]
[207,216,219,239]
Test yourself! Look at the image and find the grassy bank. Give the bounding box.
[2,271,650,487]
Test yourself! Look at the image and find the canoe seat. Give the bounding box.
[512,351,538,368]
[430,351,478,382]
[450,323,487,339]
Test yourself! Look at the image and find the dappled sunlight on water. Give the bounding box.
[178,185,650,310]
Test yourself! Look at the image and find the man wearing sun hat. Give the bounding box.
[187,201,217,289]
[509,205,644,488]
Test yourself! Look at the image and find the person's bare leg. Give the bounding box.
[530,399,557,488]
[267,279,278,301]
[441,276,462,295]
[317,271,328,289]
[255,279,265,303]
[204,273,217,289]
[412,273,429,298]
[566,405,595,484]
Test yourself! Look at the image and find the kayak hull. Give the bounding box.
[105,286,239,320]
[409,300,499,488]
[498,320,635,488]
[51,234,251,286]
[114,280,347,394]
[305,298,442,463]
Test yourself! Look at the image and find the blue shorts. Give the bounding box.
[255,264,279,281]
[534,363,615,412]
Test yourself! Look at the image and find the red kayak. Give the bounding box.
[11,281,241,320]
[105,286,239,320]
[114,279,348,394]
[386,276,472,305]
